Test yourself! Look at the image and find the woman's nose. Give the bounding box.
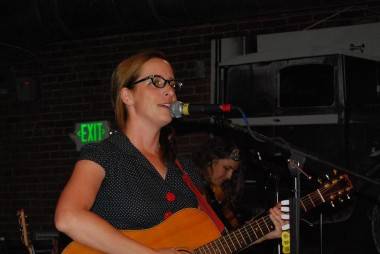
[163,84,176,98]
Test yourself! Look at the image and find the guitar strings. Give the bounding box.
[199,215,275,254]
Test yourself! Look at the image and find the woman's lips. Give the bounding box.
[158,103,171,109]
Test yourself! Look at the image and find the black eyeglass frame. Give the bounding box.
[127,75,183,90]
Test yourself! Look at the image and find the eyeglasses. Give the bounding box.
[128,75,183,90]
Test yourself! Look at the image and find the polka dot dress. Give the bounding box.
[79,131,203,230]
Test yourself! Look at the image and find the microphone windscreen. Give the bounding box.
[170,101,183,118]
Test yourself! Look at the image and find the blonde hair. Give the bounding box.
[111,50,168,130]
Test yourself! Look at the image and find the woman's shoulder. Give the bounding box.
[79,131,123,161]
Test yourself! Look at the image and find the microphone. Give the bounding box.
[170,101,233,118]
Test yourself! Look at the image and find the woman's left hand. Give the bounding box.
[264,203,288,240]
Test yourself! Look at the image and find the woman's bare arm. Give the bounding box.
[55,160,160,254]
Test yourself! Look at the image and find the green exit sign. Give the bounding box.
[71,121,111,150]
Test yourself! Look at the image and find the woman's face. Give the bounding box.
[208,158,240,186]
[127,57,177,128]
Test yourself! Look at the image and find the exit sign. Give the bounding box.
[71,121,111,151]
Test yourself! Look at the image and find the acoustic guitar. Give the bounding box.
[63,174,353,254]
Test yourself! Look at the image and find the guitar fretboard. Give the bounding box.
[194,186,329,254]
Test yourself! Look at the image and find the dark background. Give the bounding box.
[1,0,380,253]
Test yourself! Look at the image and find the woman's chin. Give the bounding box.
[158,115,173,127]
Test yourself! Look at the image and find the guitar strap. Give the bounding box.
[175,159,225,233]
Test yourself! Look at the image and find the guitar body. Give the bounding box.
[63,208,221,254]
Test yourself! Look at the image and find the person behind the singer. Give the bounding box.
[193,134,287,242]
[193,135,245,230]
[54,50,285,254]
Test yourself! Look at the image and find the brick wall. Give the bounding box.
[1,2,380,252]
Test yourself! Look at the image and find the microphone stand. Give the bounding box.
[288,152,304,254]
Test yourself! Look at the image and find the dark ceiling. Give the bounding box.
[0,0,373,63]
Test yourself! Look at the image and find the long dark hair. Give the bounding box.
[192,135,245,208]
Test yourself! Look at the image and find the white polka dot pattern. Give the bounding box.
[79,132,203,230]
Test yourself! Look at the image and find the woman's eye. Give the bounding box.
[152,78,160,85]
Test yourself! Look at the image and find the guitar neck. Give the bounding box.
[194,214,273,254]
[28,246,36,254]
[195,188,326,254]
[17,209,36,254]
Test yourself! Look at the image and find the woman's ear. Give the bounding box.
[120,87,134,106]
[207,160,216,174]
